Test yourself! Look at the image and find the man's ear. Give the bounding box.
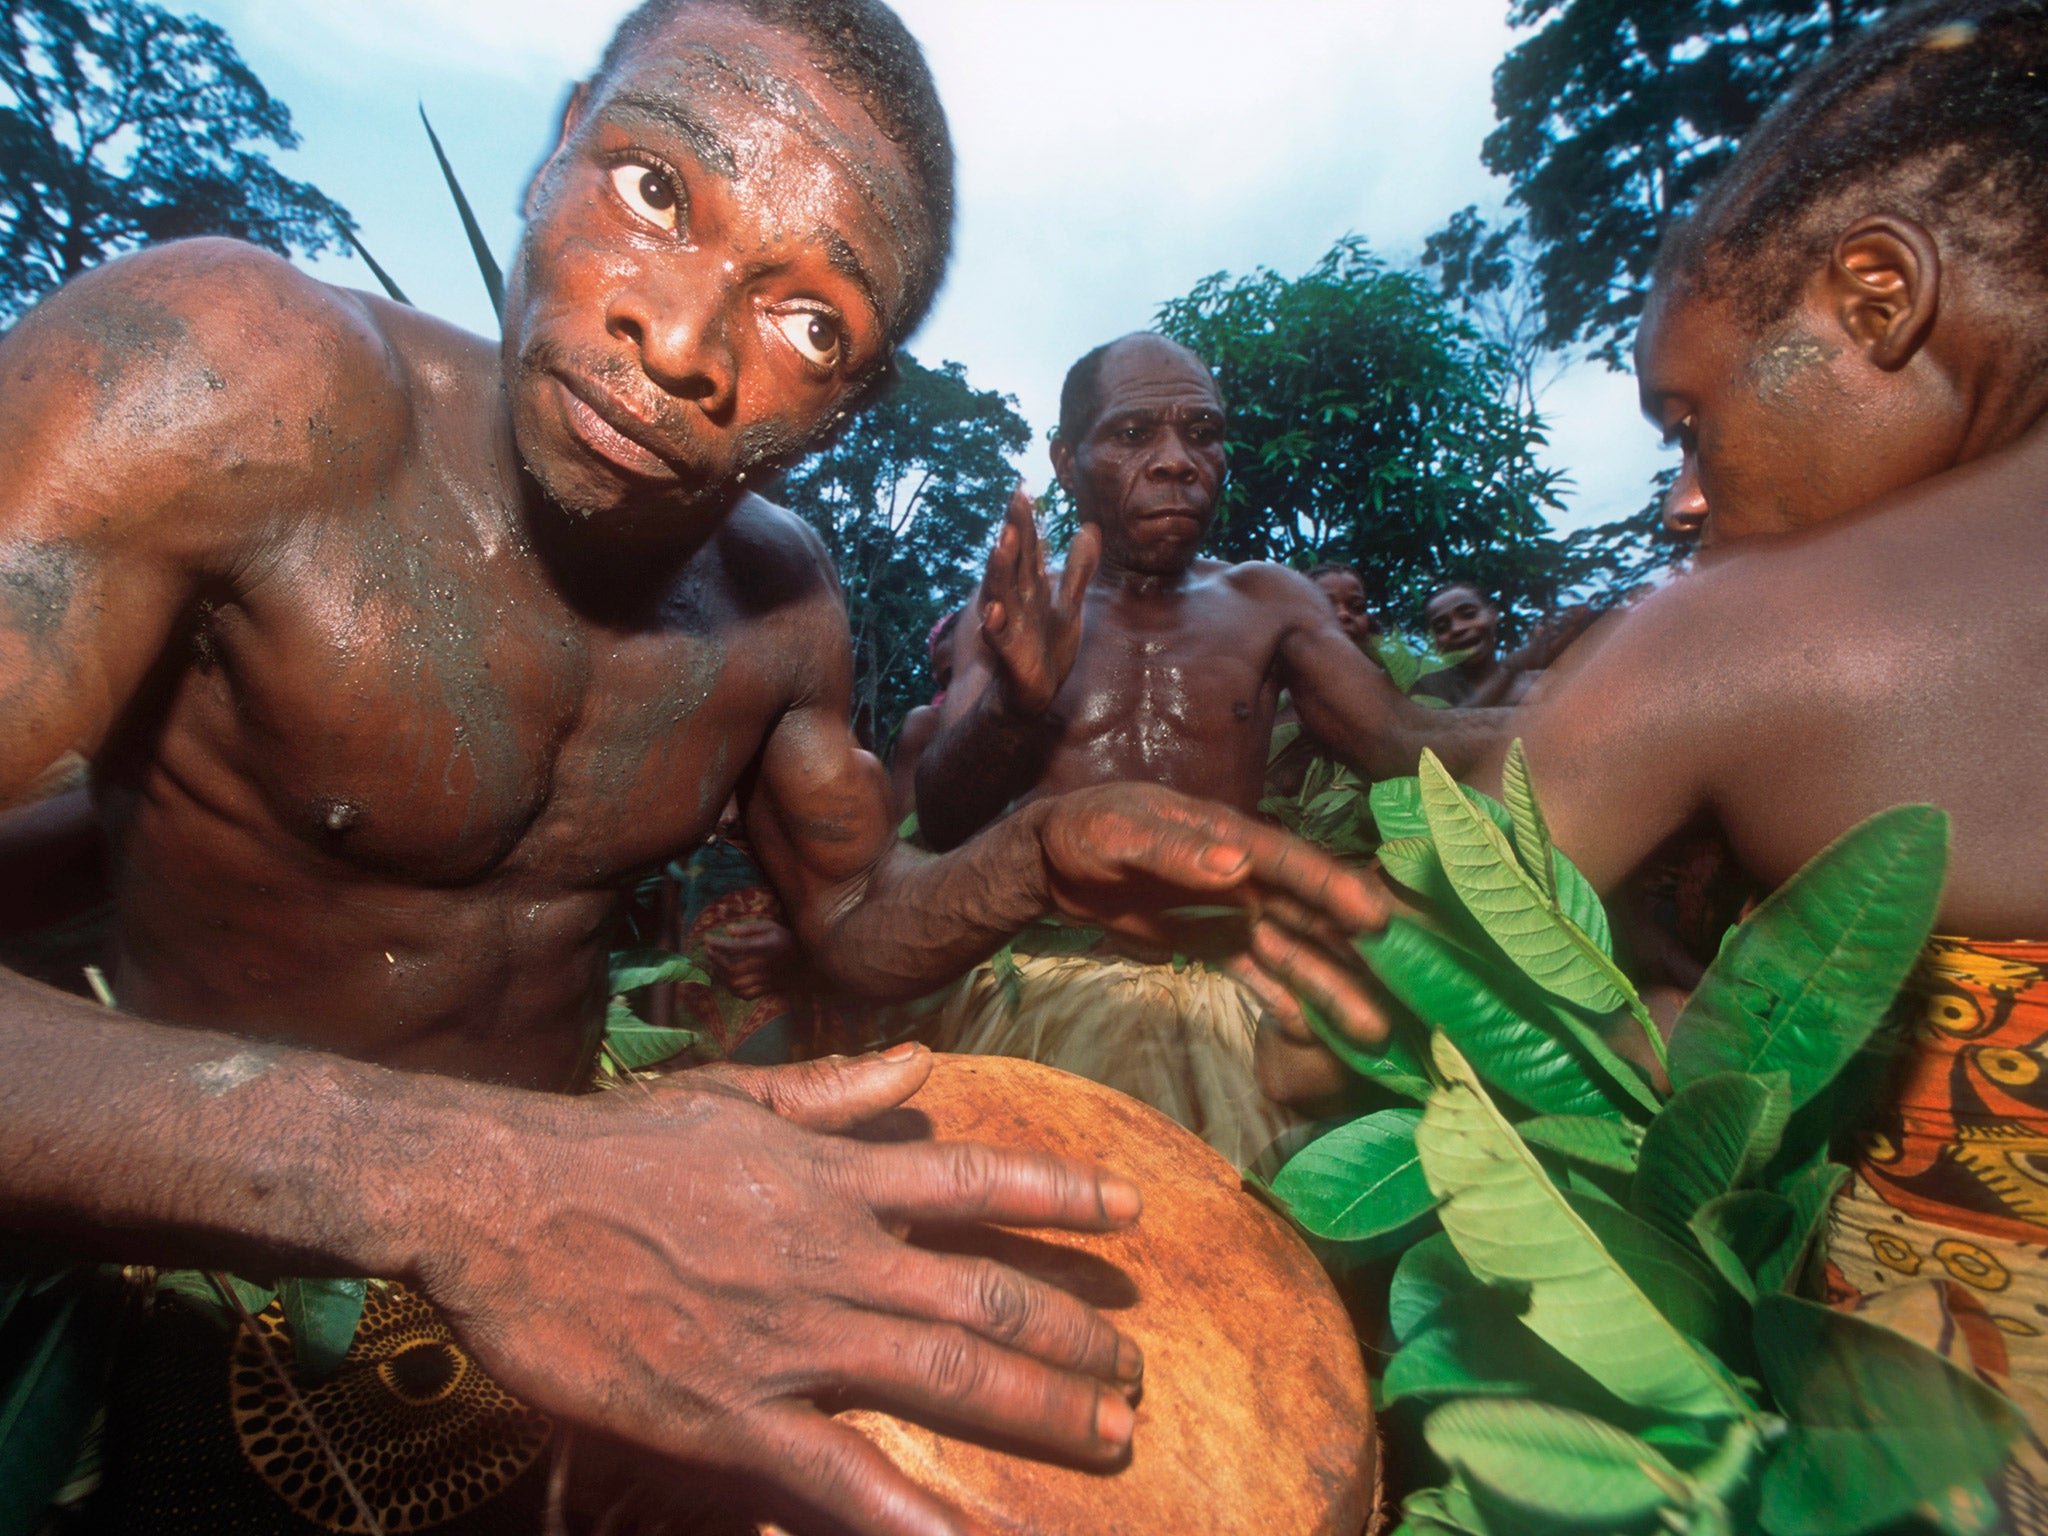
[525,80,592,216]
[1829,214,1940,371]
[1049,434,1076,497]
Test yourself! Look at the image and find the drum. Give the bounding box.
[822,1054,1379,1536]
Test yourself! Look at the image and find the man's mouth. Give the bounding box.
[553,375,678,481]
[1133,507,1205,530]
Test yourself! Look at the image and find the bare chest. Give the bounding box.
[1043,594,1280,799]
[136,509,773,890]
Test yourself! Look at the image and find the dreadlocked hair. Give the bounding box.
[1659,0,2048,337]
[594,0,954,341]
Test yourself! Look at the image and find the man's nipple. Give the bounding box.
[320,799,362,834]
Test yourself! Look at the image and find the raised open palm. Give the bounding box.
[980,485,1101,716]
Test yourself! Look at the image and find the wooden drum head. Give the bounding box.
[825,1054,1378,1536]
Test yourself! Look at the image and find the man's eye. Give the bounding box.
[771,308,843,370]
[610,163,680,232]
[1665,411,1698,448]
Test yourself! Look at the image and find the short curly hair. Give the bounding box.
[1658,0,2048,340]
[593,0,954,343]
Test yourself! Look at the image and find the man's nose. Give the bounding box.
[1145,433,1200,482]
[1663,458,1708,539]
[607,273,737,415]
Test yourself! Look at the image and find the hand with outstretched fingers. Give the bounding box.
[1034,783,1393,1045]
[423,1044,1145,1536]
[979,485,1101,717]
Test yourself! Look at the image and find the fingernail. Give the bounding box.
[1100,1176,1142,1223]
[1096,1390,1135,1447]
[1115,1334,1145,1385]
[1200,844,1248,876]
[880,1041,923,1062]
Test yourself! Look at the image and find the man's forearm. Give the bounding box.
[808,800,1056,999]
[1308,690,1510,784]
[0,967,538,1279]
[913,686,1060,851]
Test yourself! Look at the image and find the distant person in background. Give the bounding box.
[889,606,963,821]
[1412,580,1592,707]
[1267,562,1382,800]
[1306,562,1380,650]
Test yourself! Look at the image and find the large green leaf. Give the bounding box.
[1385,1289,1618,1411]
[1501,739,1556,903]
[1300,999,1433,1103]
[1688,1191,1793,1303]
[1416,1036,1751,1419]
[1362,917,1659,1119]
[1396,1480,1494,1536]
[1763,1164,1847,1296]
[1754,1293,2016,1536]
[1371,775,1513,844]
[0,1288,116,1536]
[1667,806,1948,1105]
[1418,751,1639,1021]
[278,1278,365,1383]
[608,948,710,993]
[1630,1073,1789,1242]
[1568,1192,1746,1363]
[1389,1229,1483,1345]
[1519,1115,1643,1175]
[604,1020,702,1072]
[1376,832,1612,959]
[1424,1398,1687,1528]
[1273,1109,1437,1243]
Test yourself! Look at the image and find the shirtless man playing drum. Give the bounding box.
[0,1,1388,1530]
[1276,0,2048,1514]
[910,332,1497,1164]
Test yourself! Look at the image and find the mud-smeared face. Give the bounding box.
[1634,277,1962,549]
[504,8,924,543]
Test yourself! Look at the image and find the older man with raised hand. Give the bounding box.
[912,332,1501,1165]
[0,2,1391,1531]
[1275,1,2048,1517]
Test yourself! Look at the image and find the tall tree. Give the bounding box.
[778,354,1028,746]
[1152,234,1568,628]
[1485,0,1890,366]
[0,0,353,322]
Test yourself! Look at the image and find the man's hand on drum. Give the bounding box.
[1033,783,1393,1045]
[427,1044,1146,1536]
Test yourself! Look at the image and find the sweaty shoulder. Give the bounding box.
[716,493,841,614]
[0,239,414,559]
[1221,559,1345,626]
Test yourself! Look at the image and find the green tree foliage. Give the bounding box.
[778,354,1028,744]
[1153,234,1568,626]
[1482,0,1890,367]
[0,0,353,322]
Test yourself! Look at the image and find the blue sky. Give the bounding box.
[181,0,1673,535]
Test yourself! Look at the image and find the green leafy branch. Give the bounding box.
[1271,743,2007,1534]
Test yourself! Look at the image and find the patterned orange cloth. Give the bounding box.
[1825,936,2048,1533]
[1856,936,2048,1244]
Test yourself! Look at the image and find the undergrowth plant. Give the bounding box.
[1271,743,2015,1535]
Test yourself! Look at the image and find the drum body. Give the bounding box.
[832,1054,1378,1536]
